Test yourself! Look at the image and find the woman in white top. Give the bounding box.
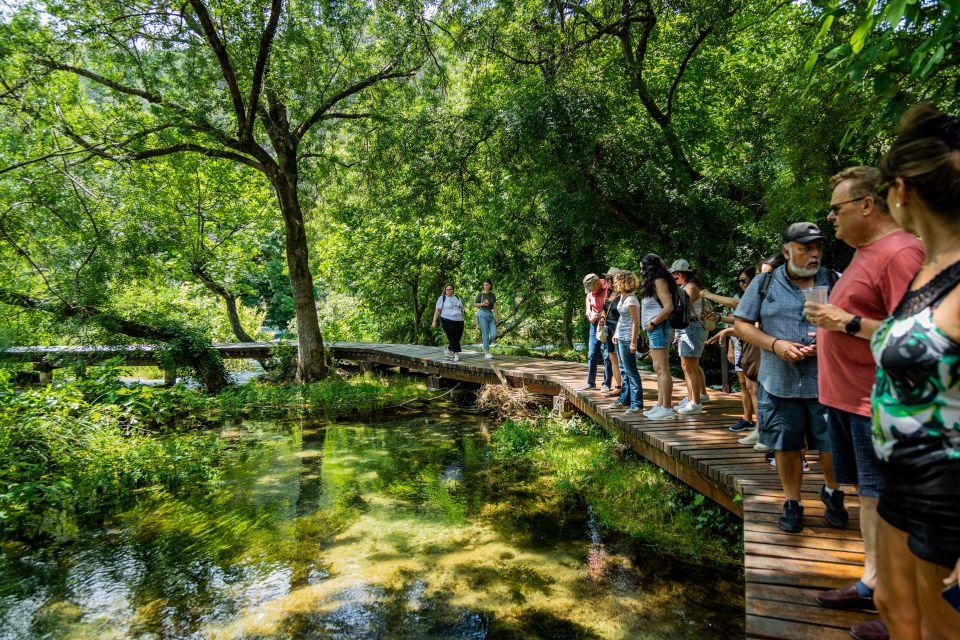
[610,270,644,412]
[432,283,465,362]
[639,254,676,420]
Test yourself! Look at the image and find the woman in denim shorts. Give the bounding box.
[638,254,677,420]
[670,260,709,415]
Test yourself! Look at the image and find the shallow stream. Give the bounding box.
[0,408,743,639]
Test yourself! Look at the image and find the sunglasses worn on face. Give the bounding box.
[737,278,750,284]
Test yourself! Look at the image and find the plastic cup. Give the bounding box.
[801,286,829,304]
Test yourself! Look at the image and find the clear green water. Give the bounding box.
[0,408,743,639]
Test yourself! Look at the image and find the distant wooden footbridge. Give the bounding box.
[1,340,873,638]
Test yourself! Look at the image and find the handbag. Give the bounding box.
[596,322,608,342]
[739,341,760,381]
[595,301,610,342]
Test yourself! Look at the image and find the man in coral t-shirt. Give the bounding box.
[805,167,925,640]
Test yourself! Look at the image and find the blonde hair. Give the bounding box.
[614,270,638,294]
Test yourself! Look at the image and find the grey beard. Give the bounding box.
[787,261,819,278]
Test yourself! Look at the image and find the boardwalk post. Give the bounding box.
[552,391,573,417]
[163,367,176,386]
[720,334,730,393]
[33,361,53,386]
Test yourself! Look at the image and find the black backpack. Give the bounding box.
[668,286,691,330]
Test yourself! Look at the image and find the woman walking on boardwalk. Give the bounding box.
[432,284,465,362]
[639,254,676,420]
[869,104,960,637]
[473,280,500,360]
[610,270,643,413]
[669,259,709,415]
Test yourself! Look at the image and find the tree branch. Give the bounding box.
[187,0,247,133]
[666,27,712,120]
[45,61,164,104]
[0,148,87,176]
[295,64,419,139]
[0,287,179,340]
[243,0,282,143]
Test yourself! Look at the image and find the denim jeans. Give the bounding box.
[586,321,604,386]
[477,309,497,351]
[617,341,643,409]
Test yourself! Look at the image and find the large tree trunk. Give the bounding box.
[562,289,575,349]
[411,277,421,344]
[273,164,326,381]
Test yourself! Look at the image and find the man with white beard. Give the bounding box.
[734,223,846,533]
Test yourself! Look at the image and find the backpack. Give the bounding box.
[701,296,718,332]
[668,285,691,330]
[757,268,840,303]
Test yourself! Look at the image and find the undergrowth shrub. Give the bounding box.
[213,374,431,418]
[0,368,228,540]
[488,414,742,566]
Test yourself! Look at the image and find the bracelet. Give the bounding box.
[771,339,781,352]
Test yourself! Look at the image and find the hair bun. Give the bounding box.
[941,115,960,149]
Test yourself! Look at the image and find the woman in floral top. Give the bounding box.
[872,104,960,636]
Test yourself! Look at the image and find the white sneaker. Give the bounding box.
[642,405,663,418]
[600,384,610,393]
[678,397,692,409]
[753,442,770,452]
[647,406,676,420]
[484,352,493,360]
[452,353,460,362]
[700,393,710,404]
[739,430,760,445]
[677,403,703,415]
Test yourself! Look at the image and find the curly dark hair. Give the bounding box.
[639,253,676,299]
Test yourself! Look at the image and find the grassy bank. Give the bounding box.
[489,415,742,567]
[0,367,433,541]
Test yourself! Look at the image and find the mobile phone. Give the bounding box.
[944,581,960,613]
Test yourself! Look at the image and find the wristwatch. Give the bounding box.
[845,315,862,336]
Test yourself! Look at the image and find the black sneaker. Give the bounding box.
[821,486,849,528]
[728,419,755,432]
[779,500,804,533]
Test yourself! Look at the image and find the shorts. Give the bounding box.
[647,323,674,350]
[878,455,960,569]
[677,321,705,358]
[826,407,884,498]
[757,386,831,452]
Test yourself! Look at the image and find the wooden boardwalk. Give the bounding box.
[329,342,876,639]
[2,340,876,637]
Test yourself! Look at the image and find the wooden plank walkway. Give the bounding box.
[329,342,876,639]
[2,340,876,637]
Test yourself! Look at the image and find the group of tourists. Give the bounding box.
[580,255,711,419]
[430,104,959,637]
[578,104,959,639]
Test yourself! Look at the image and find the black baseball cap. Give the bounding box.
[783,222,824,244]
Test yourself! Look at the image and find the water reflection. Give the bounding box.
[0,409,743,638]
